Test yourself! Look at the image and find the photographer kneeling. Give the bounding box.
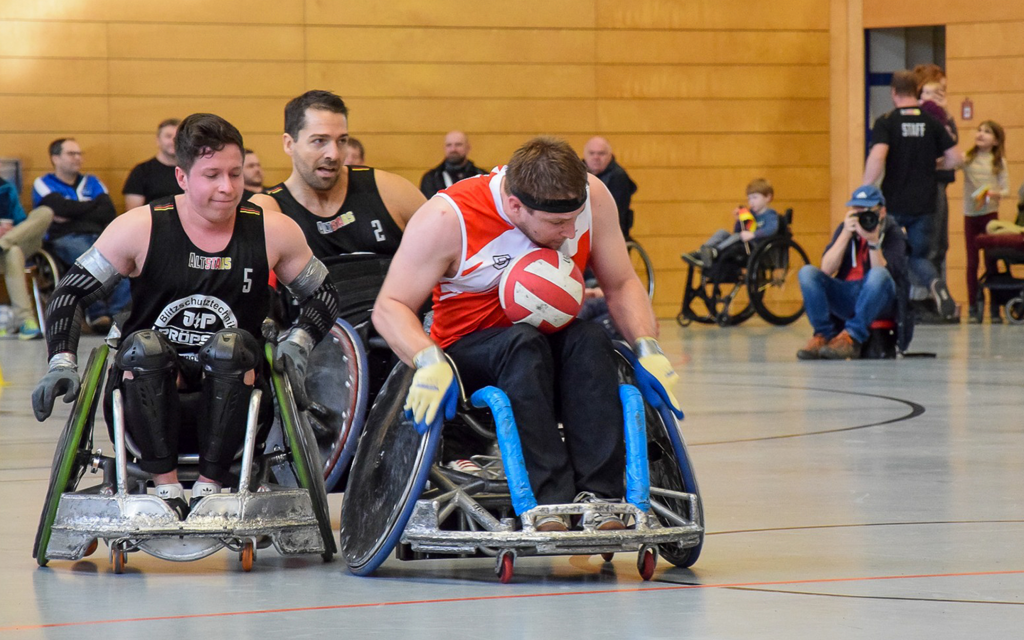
[797,186,912,360]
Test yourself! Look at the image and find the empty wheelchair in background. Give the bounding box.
[33,338,336,573]
[677,208,809,327]
[975,232,1024,324]
[339,342,703,583]
[27,248,61,333]
[626,239,655,300]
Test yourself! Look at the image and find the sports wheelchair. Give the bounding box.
[338,342,703,583]
[677,208,809,327]
[626,239,655,300]
[975,233,1024,324]
[33,333,337,573]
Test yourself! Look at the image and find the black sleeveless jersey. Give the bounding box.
[265,166,403,258]
[120,197,271,358]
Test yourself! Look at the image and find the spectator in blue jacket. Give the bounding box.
[33,138,129,332]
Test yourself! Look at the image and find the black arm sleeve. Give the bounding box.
[44,262,118,359]
[292,277,341,344]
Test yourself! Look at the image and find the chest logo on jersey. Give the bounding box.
[316,211,356,235]
[154,294,238,348]
[492,254,512,269]
[188,252,232,271]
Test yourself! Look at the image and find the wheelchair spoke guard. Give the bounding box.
[339,362,443,575]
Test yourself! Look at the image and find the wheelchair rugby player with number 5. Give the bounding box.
[31,113,341,572]
[351,137,703,582]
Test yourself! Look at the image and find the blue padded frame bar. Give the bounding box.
[470,386,538,515]
[620,383,650,512]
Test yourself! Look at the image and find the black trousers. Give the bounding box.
[446,322,626,504]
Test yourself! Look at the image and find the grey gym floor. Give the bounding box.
[1,321,1023,639]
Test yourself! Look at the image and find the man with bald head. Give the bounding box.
[420,130,487,198]
[583,136,637,239]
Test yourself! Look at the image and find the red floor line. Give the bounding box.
[5,568,1023,632]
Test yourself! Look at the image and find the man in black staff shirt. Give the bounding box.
[861,70,962,319]
[123,118,183,210]
[584,136,638,239]
[251,90,425,329]
[419,130,487,199]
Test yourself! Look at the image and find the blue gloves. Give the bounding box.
[404,345,458,435]
[633,337,683,419]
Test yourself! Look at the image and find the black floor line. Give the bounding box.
[727,586,1024,606]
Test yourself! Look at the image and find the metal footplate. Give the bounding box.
[46,489,324,562]
[401,490,703,557]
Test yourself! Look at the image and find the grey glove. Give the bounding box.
[273,327,314,383]
[32,353,80,422]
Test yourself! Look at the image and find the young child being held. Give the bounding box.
[961,120,1010,323]
[684,178,780,269]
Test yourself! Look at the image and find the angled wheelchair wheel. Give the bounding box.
[29,249,61,334]
[305,319,369,492]
[339,363,443,576]
[747,237,810,326]
[267,345,337,561]
[626,240,655,300]
[33,345,109,566]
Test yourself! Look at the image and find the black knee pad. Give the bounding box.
[114,330,181,472]
[197,329,262,482]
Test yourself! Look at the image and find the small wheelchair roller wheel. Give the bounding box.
[601,552,615,562]
[637,545,657,581]
[84,539,98,558]
[1004,298,1024,325]
[676,312,692,328]
[496,550,515,584]
[240,541,255,572]
[110,543,127,574]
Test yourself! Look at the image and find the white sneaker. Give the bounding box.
[155,483,189,519]
[574,491,627,531]
[446,459,484,476]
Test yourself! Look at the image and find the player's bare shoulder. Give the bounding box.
[94,204,154,276]
[248,192,281,213]
[373,168,427,229]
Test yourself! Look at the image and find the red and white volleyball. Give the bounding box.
[499,248,584,333]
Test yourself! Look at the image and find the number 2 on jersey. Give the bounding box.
[371,220,386,242]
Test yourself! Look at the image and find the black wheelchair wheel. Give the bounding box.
[747,237,810,325]
[626,240,655,300]
[339,363,443,576]
[267,345,337,560]
[305,319,369,492]
[33,345,108,566]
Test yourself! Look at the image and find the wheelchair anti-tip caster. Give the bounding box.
[110,542,128,574]
[637,545,657,581]
[240,541,255,572]
[496,549,516,584]
[601,552,615,562]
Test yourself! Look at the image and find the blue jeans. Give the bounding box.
[798,265,896,343]
[890,213,939,288]
[50,233,131,321]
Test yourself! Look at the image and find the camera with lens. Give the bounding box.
[855,208,881,232]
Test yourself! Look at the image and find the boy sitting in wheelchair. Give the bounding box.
[372,137,682,533]
[683,178,781,272]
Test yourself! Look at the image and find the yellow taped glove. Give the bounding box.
[633,337,683,419]
[404,345,458,434]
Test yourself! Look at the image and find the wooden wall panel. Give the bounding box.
[864,0,1024,29]
[948,21,1024,59]
[107,24,306,61]
[0,21,108,58]
[306,27,595,64]
[1,1,833,316]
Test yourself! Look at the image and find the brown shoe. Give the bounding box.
[819,330,862,360]
[796,334,829,360]
[535,515,569,532]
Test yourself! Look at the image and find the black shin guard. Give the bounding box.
[197,329,261,483]
[115,330,181,474]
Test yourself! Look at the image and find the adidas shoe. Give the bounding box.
[574,491,626,531]
[156,483,190,520]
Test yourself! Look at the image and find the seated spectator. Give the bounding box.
[583,136,638,239]
[123,118,182,210]
[420,130,486,198]
[344,137,365,166]
[243,148,265,196]
[797,186,912,360]
[683,178,780,269]
[33,138,130,333]
[0,175,53,339]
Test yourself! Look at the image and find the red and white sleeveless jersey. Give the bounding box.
[430,167,592,348]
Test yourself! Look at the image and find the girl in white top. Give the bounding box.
[961,120,1010,322]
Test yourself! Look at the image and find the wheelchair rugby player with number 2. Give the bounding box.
[31,113,341,572]
[353,137,703,582]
